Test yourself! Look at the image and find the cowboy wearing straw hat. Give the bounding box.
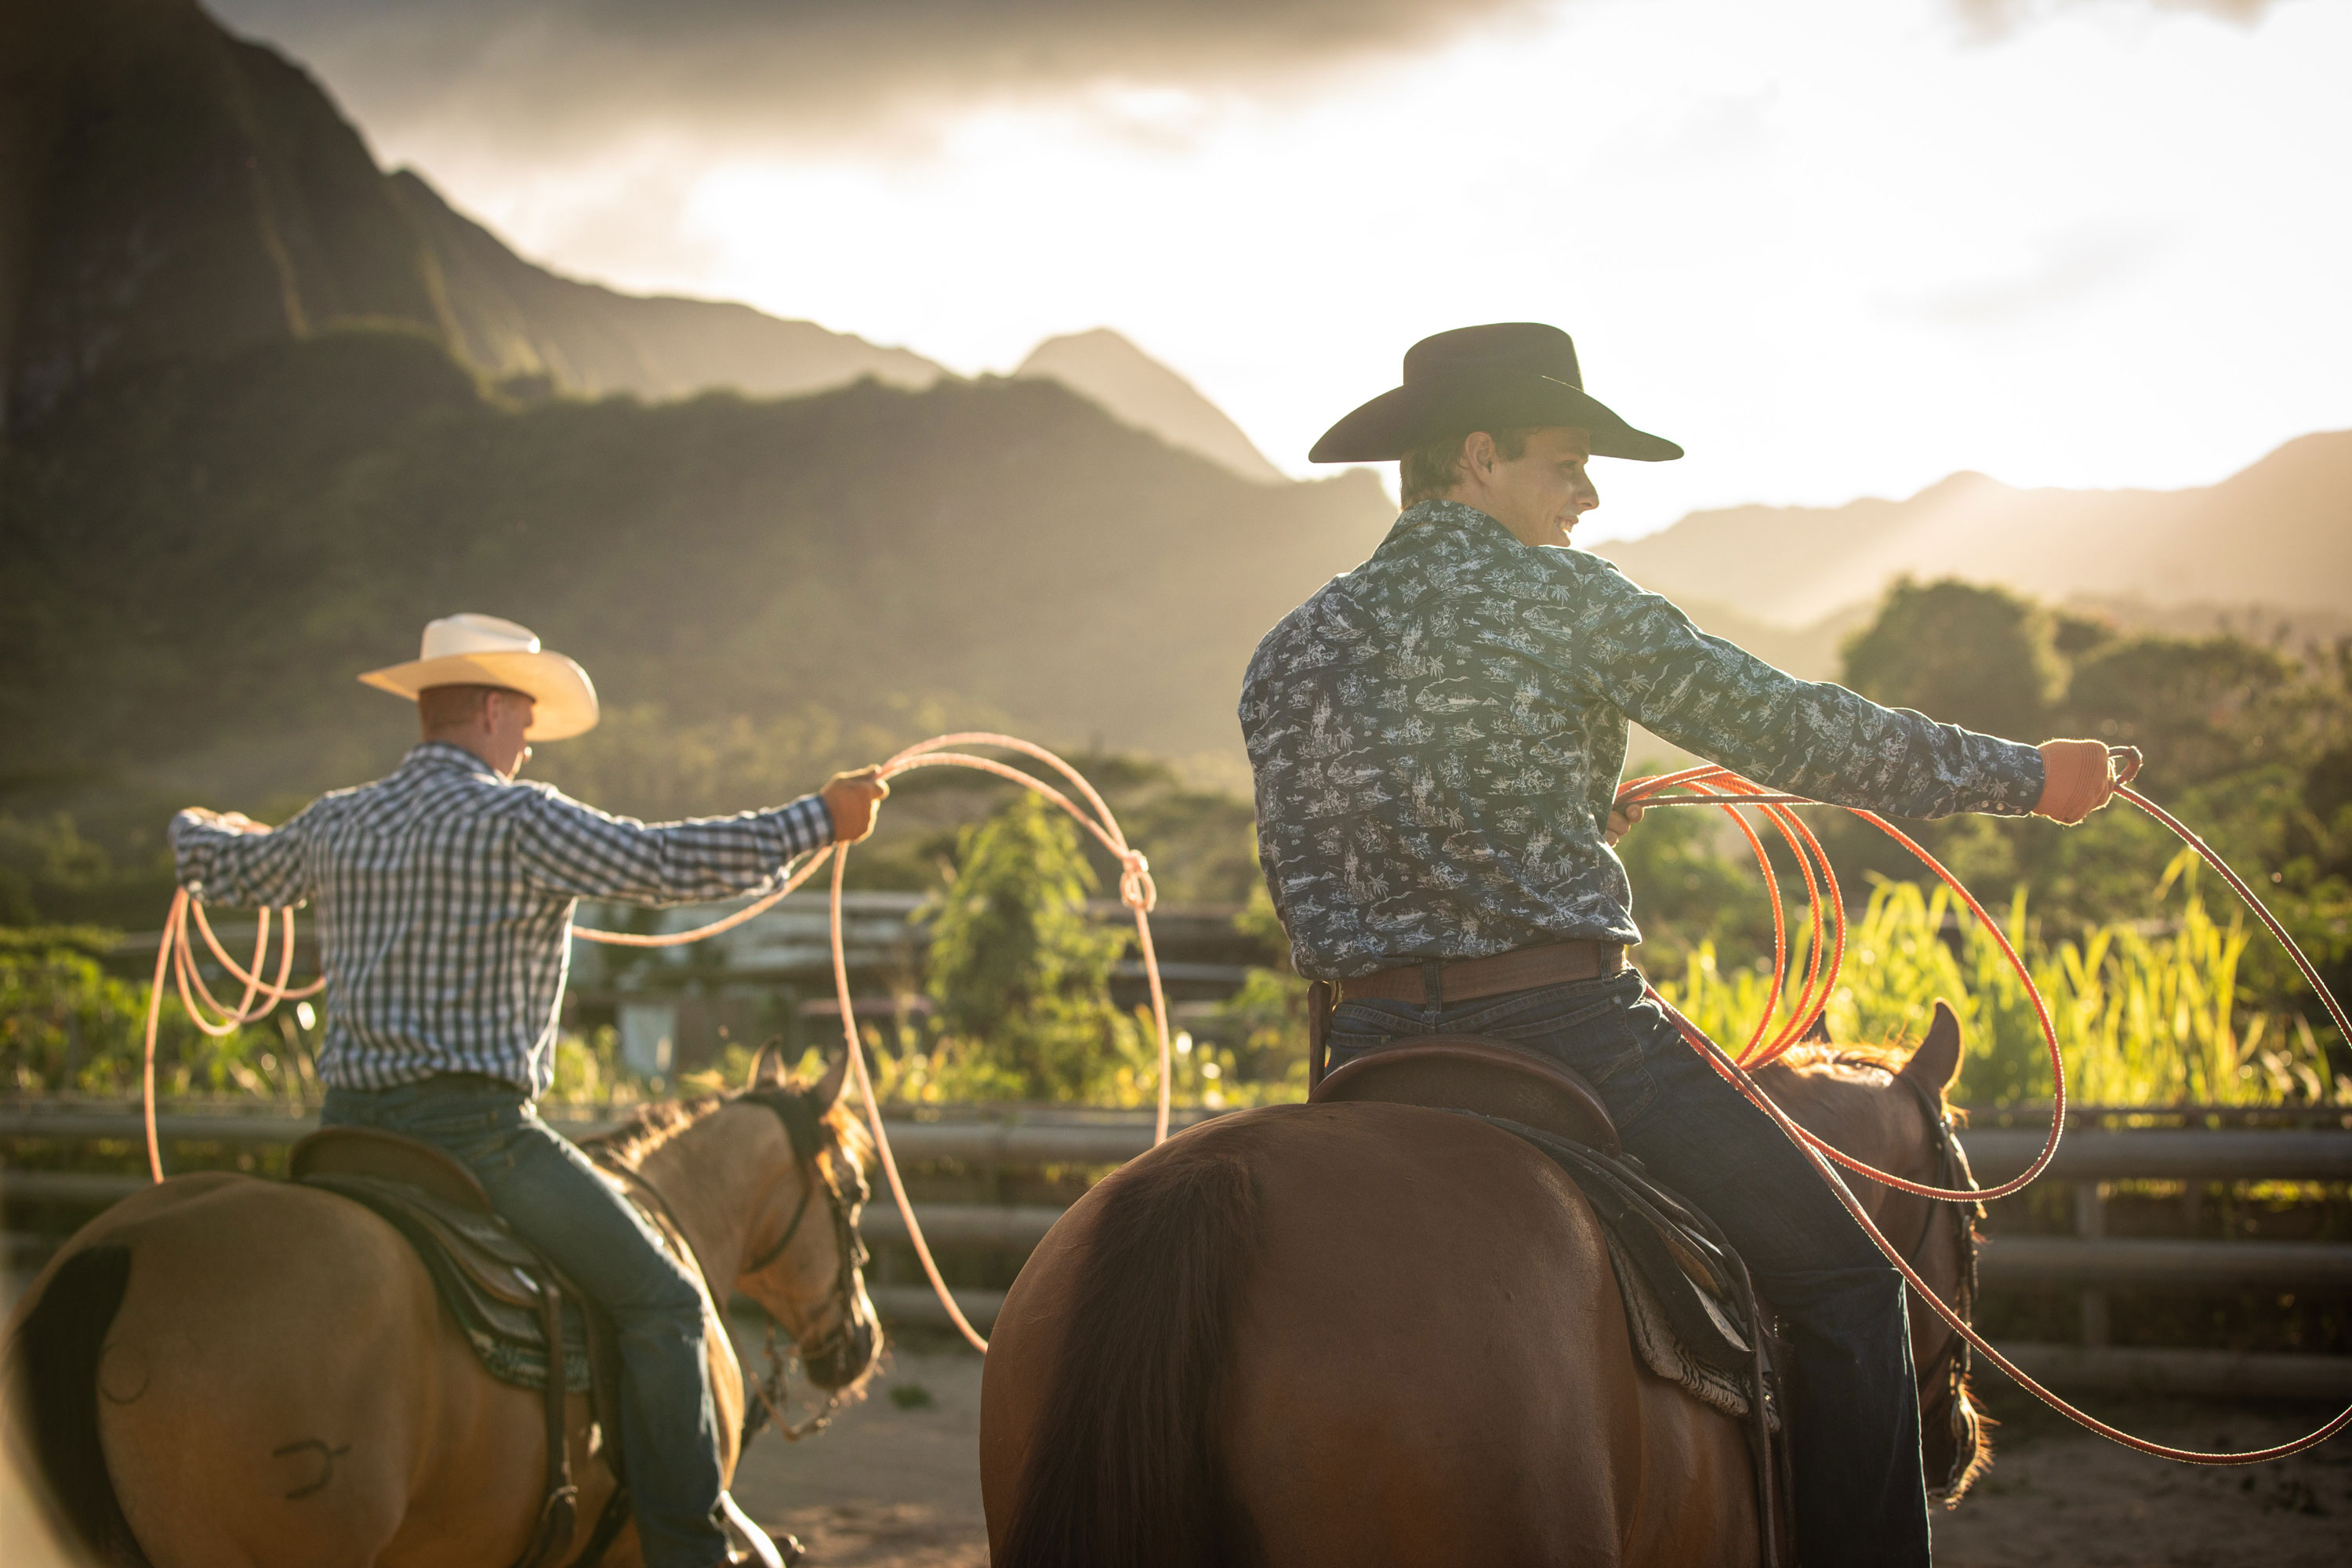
[1240,323,2131,1567]
[171,613,889,1568]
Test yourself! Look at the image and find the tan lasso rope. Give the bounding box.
[141,733,1174,1355]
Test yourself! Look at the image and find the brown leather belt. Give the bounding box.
[1338,940,1627,1007]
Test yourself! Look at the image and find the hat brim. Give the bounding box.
[1309,376,1682,464]
[358,650,601,741]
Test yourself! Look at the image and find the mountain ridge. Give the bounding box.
[0,0,944,429]
[1595,431,2352,626]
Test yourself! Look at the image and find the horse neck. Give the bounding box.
[627,1103,792,1292]
[1755,1058,1922,1222]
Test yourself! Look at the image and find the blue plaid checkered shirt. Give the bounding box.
[169,742,836,1096]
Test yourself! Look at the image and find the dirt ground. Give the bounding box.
[1930,1383,2352,1568]
[727,1332,989,1568]
[730,1341,2352,1568]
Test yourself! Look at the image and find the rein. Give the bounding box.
[735,1086,871,1446]
[1889,1069,1984,1501]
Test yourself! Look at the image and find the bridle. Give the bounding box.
[735,1085,872,1447]
[1891,1071,1985,1503]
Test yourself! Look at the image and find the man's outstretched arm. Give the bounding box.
[1566,563,2117,822]
[169,808,315,909]
[514,768,889,905]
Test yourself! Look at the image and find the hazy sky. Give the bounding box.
[210,0,2347,541]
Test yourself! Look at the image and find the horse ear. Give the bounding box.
[1900,1000,1965,1095]
[746,1042,790,1089]
[814,1051,850,1112]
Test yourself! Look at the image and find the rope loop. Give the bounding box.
[1117,849,1157,913]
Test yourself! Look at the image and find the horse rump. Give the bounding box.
[997,1140,1266,1568]
[5,1243,151,1566]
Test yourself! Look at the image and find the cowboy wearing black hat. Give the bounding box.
[1240,323,2129,1567]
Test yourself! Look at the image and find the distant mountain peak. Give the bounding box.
[1016,329,1283,484]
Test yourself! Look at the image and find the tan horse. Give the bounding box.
[3,1048,879,1568]
[980,1004,1984,1566]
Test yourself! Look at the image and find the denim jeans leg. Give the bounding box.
[1324,978,1931,1568]
[1605,995,1930,1568]
[321,1085,728,1568]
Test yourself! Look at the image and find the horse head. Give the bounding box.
[1893,1002,1990,1504]
[733,1045,883,1395]
[1759,999,1988,1504]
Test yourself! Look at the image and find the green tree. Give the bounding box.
[2060,633,2298,791]
[1840,578,2061,742]
[920,793,1136,1101]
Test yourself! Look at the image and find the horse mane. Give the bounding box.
[583,1082,873,1172]
[1771,1041,1900,1077]
[584,1094,730,1168]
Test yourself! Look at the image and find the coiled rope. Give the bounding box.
[1615,765,2352,1464]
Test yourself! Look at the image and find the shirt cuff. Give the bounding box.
[169,809,215,891]
[1985,739,2048,816]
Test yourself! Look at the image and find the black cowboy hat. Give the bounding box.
[1309,322,1682,463]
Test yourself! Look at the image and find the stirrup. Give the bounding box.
[718,1492,801,1567]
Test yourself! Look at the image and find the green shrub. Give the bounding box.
[1653,866,2348,1107]
[0,936,312,1098]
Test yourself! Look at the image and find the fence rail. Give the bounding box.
[10,1105,2350,1399]
[13,1110,2352,1178]
[7,1111,2349,1293]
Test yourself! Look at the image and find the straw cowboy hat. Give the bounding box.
[359,614,601,741]
[1310,322,1682,463]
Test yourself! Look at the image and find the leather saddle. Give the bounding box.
[1308,1031,1794,1563]
[290,1127,630,1568]
[291,1128,598,1393]
[1311,1033,1621,1156]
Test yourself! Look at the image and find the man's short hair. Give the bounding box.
[1399,426,1535,506]
[417,684,521,732]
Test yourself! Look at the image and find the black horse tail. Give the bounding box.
[996,1136,1266,1568]
[6,1244,151,1566]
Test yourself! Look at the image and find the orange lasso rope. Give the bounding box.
[1617,767,2352,1464]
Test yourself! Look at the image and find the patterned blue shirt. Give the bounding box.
[1239,500,2045,979]
[169,742,836,1095]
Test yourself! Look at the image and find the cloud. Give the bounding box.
[1951,0,2281,39]
[207,0,1549,158]
[1901,222,2173,328]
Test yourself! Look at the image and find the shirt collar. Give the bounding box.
[1379,498,1521,557]
[403,740,506,780]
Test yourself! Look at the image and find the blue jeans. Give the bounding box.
[1329,971,1930,1568]
[321,1077,727,1568]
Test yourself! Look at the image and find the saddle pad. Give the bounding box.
[1454,1112,1781,1417]
[303,1172,593,1393]
[1602,1229,1777,1427]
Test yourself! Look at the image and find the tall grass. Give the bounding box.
[1653,857,2348,1107]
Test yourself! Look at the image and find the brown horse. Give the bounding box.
[3,1047,879,1568]
[979,1004,1984,1566]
